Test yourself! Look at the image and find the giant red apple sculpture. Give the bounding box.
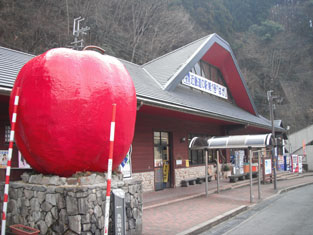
[9,48,137,177]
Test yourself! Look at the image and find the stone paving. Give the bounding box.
[142,173,313,235]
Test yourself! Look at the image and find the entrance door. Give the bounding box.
[154,131,171,191]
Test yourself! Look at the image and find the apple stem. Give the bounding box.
[83,45,106,54]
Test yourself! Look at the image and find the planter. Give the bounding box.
[222,170,231,179]
[9,224,40,235]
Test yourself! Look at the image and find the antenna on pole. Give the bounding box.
[71,16,90,50]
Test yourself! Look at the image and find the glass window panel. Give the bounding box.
[201,61,210,79]
[191,150,198,164]
[208,153,213,163]
[5,125,10,143]
[194,63,201,75]
[161,132,168,146]
[161,146,169,161]
[154,146,162,167]
[188,133,213,165]
[201,151,204,164]
[211,67,218,82]
[154,132,160,145]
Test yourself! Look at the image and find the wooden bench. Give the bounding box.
[181,175,212,187]
[198,175,212,183]
[252,171,258,178]
[245,172,259,179]
[181,178,196,187]
[228,174,245,183]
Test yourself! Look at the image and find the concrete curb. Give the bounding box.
[278,181,313,194]
[176,205,248,235]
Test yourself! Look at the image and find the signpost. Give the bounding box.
[267,90,277,190]
[1,88,20,235]
[258,150,261,200]
[217,151,220,193]
[205,150,209,197]
[104,104,117,235]
[249,148,253,203]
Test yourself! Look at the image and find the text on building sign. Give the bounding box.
[182,72,228,99]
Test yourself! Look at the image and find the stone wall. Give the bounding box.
[131,171,154,192]
[175,166,205,187]
[0,172,143,235]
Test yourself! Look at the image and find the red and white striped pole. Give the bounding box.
[104,104,116,235]
[1,88,20,235]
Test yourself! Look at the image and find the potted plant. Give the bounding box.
[222,164,231,179]
[9,224,40,235]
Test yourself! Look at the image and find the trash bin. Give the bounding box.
[244,164,249,173]
[252,163,258,172]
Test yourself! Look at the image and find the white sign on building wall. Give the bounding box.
[120,145,132,178]
[182,72,228,99]
[265,159,272,175]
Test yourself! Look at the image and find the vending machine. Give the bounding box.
[298,156,303,173]
[291,155,299,173]
[277,155,284,171]
[284,155,291,171]
[231,150,244,175]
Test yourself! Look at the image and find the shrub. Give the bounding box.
[222,164,230,171]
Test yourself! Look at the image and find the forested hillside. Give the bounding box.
[1,0,313,133]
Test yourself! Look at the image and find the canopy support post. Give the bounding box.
[249,147,253,203]
[217,150,220,193]
[258,150,261,200]
[205,150,208,197]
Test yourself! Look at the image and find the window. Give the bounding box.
[5,125,11,143]
[188,134,216,165]
[191,60,226,87]
[154,131,170,167]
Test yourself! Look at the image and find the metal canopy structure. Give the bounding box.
[189,134,273,150]
[189,133,273,203]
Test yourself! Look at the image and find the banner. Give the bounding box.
[0,150,8,168]
[19,151,31,168]
[163,162,169,183]
[120,146,132,178]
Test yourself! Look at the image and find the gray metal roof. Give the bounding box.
[0,43,277,131]
[0,47,35,88]
[142,35,211,88]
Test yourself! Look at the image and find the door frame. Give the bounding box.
[153,130,172,190]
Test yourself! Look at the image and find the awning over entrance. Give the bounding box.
[189,134,273,150]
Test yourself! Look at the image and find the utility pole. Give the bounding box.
[267,90,277,190]
[71,17,90,50]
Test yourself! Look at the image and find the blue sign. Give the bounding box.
[182,72,228,99]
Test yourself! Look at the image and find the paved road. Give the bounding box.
[201,184,313,235]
